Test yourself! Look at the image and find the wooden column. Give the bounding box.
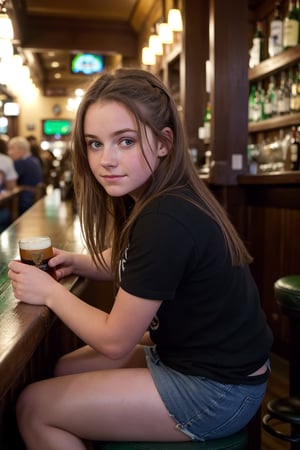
[209,0,249,185]
[182,0,209,157]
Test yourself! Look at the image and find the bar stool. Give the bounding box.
[93,427,248,449]
[262,275,300,449]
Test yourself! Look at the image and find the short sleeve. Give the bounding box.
[120,209,198,300]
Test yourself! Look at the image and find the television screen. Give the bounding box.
[70,53,105,75]
[42,119,73,137]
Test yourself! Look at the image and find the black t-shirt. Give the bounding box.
[120,192,273,385]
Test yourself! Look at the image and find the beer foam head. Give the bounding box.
[19,236,52,250]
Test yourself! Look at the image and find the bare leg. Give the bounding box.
[17,349,188,450]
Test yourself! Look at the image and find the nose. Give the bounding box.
[100,144,118,168]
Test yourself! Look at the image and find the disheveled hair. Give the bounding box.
[71,68,252,283]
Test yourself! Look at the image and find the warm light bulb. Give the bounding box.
[0,14,14,40]
[142,47,156,66]
[168,9,183,32]
[149,34,163,55]
[158,22,173,44]
[0,38,13,60]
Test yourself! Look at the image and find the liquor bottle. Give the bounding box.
[268,2,283,57]
[252,83,264,122]
[204,101,211,141]
[250,21,265,67]
[277,71,291,115]
[289,126,300,170]
[264,78,277,118]
[290,62,300,112]
[297,0,300,23]
[283,0,299,48]
[248,85,257,122]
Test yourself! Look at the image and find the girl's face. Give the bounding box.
[84,101,169,200]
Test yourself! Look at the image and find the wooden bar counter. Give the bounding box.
[0,187,24,222]
[0,188,113,450]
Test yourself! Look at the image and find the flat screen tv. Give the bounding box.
[42,119,73,137]
[70,53,105,75]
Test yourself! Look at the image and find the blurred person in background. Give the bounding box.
[26,135,55,186]
[0,138,18,232]
[8,136,43,214]
[26,135,44,172]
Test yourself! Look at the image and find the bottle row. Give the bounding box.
[247,125,300,173]
[249,0,300,68]
[248,64,300,122]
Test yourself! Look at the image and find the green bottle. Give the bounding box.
[204,102,211,141]
[283,0,299,48]
[248,85,257,122]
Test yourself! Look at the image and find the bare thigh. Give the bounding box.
[54,344,148,376]
[17,366,189,442]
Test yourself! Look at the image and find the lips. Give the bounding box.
[101,174,124,181]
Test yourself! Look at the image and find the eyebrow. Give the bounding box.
[84,128,138,139]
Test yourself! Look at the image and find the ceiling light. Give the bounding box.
[0,14,13,40]
[75,88,84,97]
[54,73,62,79]
[51,61,60,68]
[158,0,173,44]
[149,29,163,56]
[0,38,13,60]
[168,6,183,32]
[142,46,155,66]
[158,22,173,44]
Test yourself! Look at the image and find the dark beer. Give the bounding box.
[19,236,57,279]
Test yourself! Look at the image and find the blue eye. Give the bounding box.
[87,140,102,150]
[121,138,135,147]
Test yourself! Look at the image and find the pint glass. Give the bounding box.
[19,236,57,279]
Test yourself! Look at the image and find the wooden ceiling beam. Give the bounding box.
[10,13,138,57]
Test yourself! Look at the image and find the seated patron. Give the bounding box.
[0,138,18,232]
[8,136,43,214]
[8,69,273,448]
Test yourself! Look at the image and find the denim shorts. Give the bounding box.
[145,346,269,441]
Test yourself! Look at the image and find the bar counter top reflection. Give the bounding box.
[0,188,89,450]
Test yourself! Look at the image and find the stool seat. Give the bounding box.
[262,397,300,444]
[262,275,300,448]
[267,397,300,424]
[93,428,248,450]
[274,275,300,311]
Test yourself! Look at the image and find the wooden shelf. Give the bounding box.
[249,44,300,82]
[238,171,300,185]
[249,112,300,133]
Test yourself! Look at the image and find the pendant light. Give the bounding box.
[168,0,183,32]
[142,46,155,66]
[158,0,173,44]
[148,25,163,56]
[0,14,13,40]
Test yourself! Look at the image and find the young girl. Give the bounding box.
[8,68,273,450]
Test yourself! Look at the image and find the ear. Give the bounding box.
[157,127,173,157]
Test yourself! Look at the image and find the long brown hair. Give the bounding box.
[72,68,252,282]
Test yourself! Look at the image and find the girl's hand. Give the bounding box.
[48,247,76,280]
[8,260,60,306]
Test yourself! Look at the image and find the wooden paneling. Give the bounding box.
[212,178,300,360]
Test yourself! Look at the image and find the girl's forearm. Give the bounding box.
[73,248,113,281]
[47,283,111,353]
